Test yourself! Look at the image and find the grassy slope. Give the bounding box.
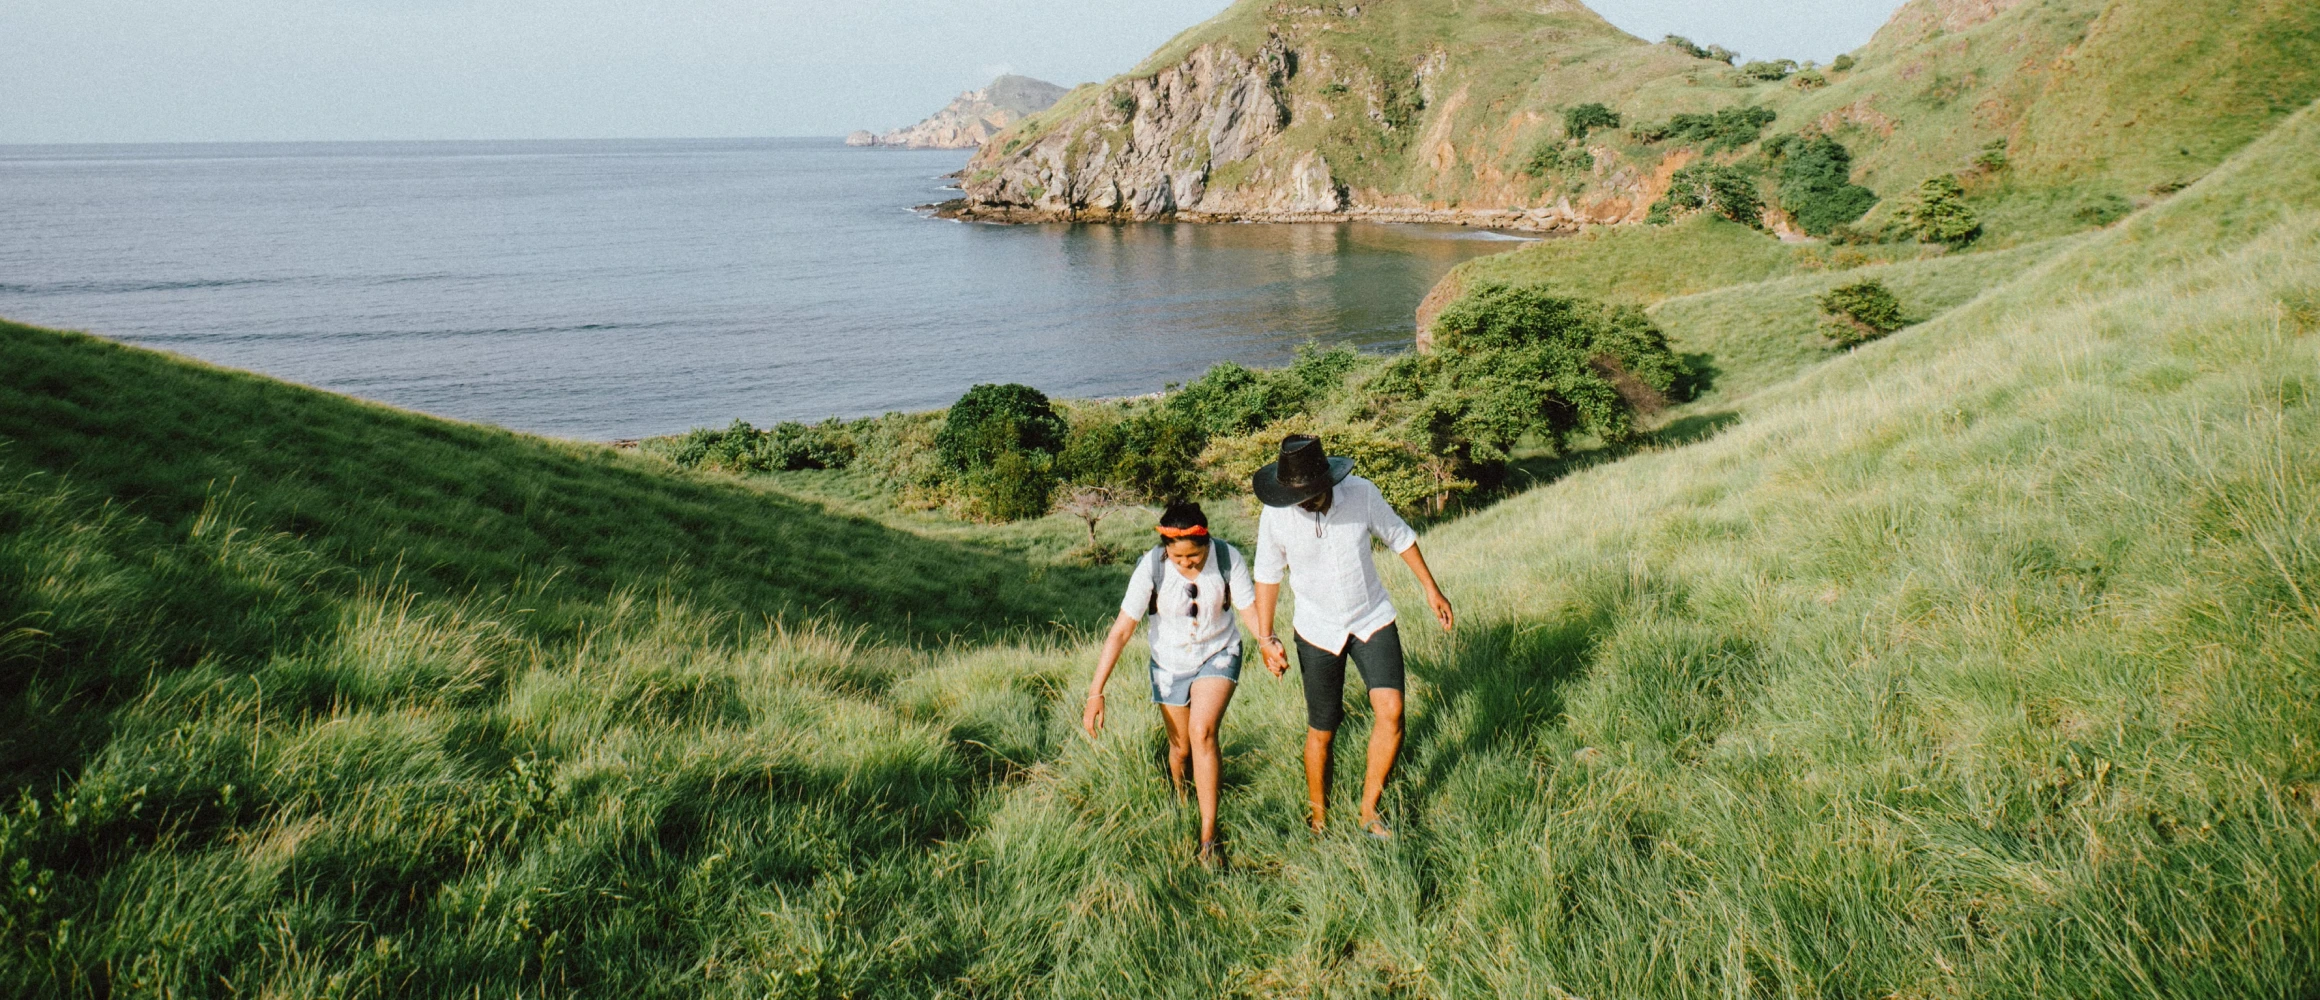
[899,100,2320,997]
[0,327,1121,643]
[4,100,2313,997]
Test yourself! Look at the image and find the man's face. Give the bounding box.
[1298,486,1333,514]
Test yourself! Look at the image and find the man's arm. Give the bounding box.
[1253,582,1288,676]
[1398,543,1455,632]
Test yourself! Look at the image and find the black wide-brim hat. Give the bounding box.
[1252,434,1353,507]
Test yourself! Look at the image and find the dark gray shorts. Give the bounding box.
[1294,622,1405,732]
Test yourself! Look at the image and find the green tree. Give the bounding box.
[1650,163,1764,227]
[936,383,1067,471]
[1817,279,1907,347]
[1380,284,1692,486]
[1563,103,1623,141]
[1772,135,1878,236]
[1907,175,1983,246]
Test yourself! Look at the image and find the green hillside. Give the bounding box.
[3,92,2316,996]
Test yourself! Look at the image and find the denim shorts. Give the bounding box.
[1149,646,1243,706]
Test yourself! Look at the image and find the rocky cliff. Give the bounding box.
[942,0,2320,234]
[849,75,1069,150]
[941,0,1707,228]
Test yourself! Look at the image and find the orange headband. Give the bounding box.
[1155,525,1209,539]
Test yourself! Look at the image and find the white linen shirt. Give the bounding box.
[1119,542,1257,674]
[1254,475,1419,654]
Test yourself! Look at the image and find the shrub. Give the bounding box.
[1771,135,1878,236]
[1563,103,1623,141]
[1109,92,1135,118]
[1829,54,1856,73]
[1649,163,1763,227]
[1057,405,1208,503]
[1973,139,2010,172]
[1399,283,1691,465]
[1662,35,1736,65]
[1906,175,1983,246]
[1739,59,1797,82]
[764,420,856,471]
[1817,279,1907,346]
[645,419,855,473]
[1525,142,1592,176]
[2075,193,2134,227]
[1637,106,1776,152]
[1792,69,1828,90]
[961,449,1056,522]
[1168,354,1322,437]
[936,383,1066,471]
[1664,34,1710,59]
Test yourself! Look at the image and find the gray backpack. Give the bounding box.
[1147,542,1234,617]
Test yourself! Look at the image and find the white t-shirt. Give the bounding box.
[1120,541,1257,674]
[1253,475,1418,654]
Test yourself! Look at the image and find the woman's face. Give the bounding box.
[1165,538,1210,574]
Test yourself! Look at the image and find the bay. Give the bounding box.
[0,138,1523,440]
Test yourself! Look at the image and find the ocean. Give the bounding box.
[0,138,1525,440]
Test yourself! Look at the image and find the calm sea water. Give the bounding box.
[0,138,1523,440]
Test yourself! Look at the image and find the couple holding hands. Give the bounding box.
[1082,434,1457,864]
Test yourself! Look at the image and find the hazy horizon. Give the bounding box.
[3,0,1909,145]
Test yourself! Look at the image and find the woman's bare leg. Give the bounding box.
[1157,703,1192,801]
[1186,677,1237,847]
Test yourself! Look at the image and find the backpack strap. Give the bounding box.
[1146,546,1168,617]
[1216,541,1234,609]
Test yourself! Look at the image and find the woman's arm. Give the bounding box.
[1083,612,1141,738]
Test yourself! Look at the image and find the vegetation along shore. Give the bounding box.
[2,0,2318,995]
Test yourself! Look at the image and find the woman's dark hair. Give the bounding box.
[1159,502,1210,543]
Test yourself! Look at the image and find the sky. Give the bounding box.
[0,0,1912,144]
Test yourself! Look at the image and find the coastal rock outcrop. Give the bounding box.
[939,2,1690,230]
[858,75,1069,150]
[944,41,1298,221]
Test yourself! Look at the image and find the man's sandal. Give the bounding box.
[1362,818,1395,842]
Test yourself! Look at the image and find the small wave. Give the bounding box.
[0,276,291,296]
[149,321,687,345]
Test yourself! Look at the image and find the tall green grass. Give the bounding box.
[2,98,2317,1000]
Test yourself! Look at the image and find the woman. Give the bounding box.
[1082,502,1259,864]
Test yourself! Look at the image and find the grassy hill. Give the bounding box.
[7,38,2320,1000]
[4,96,2316,995]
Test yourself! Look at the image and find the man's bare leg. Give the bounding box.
[1304,727,1334,832]
[1359,688,1404,834]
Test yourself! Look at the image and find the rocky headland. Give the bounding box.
[848,74,1070,150]
[937,0,2319,236]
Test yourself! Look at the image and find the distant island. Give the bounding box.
[847,74,1070,149]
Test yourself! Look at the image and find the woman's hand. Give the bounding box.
[1081,692,1106,739]
[1260,635,1290,677]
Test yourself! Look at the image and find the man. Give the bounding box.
[1251,434,1455,840]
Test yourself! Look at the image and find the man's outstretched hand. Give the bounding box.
[1425,588,1456,632]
